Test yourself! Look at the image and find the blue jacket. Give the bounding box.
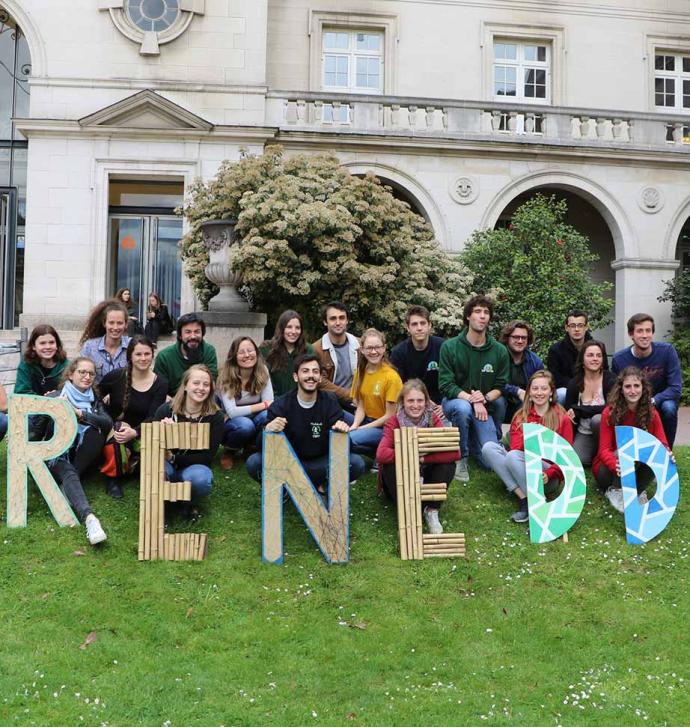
[504,349,544,399]
[611,342,682,405]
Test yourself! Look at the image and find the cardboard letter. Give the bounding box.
[523,423,586,543]
[138,421,210,561]
[6,394,79,528]
[261,431,349,564]
[615,425,680,544]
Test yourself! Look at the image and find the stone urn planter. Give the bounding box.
[199,218,249,312]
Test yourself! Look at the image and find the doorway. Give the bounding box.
[108,179,184,322]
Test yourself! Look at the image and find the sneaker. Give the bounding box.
[511,502,529,523]
[85,514,107,545]
[370,462,379,474]
[638,490,649,505]
[454,458,470,483]
[424,507,443,534]
[605,487,625,514]
[105,478,123,499]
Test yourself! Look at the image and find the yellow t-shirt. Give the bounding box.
[351,364,403,420]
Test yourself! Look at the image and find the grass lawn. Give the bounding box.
[0,440,688,726]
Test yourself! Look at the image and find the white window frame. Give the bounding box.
[653,52,690,111]
[482,23,565,105]
[647,35,690,113]
[321,29,385,95]
[493,40,550,103]
[309,11,398,95]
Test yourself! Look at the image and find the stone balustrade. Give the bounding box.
[266,91,690,151]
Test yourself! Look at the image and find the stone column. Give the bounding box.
[611,257,679,349]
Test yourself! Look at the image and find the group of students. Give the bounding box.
[0,294,680,545]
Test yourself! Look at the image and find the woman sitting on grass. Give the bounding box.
[482,370,573,524]
[154,364,224,522]
[376,379,460,535]
[259,309,314,397]
[15,324,69,396]
[217,337,273,470]
[349,329,403,458]
[593,366,673,514]
[565,340,616,466]
[32,357,113,545]
[99,335,168,499]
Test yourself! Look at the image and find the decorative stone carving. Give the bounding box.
[637,186,664,214]
[449,176,478,205]
[99,0,204,56]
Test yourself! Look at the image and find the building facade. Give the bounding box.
[2,0,690,349]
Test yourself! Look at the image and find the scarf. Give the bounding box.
[397,403,433,429]
[61,381,94,447]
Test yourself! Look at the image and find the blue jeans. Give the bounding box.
[246,451,366,488]
[0,412,7,443]
[223,410,268,450]
[164,461,213,501]
[658,399,679,447]
[442,396,505,468]
[348,418,384,456]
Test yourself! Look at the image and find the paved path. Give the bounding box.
[676,406,690,446]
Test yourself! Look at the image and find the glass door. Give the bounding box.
[109,215,183,324]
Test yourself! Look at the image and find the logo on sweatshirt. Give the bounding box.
[427,361,439,371]
[373,382,382,396]
[481,364,495,374]
[311,423,323,438]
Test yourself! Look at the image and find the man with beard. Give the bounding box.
[439,295,509,480]
[246,354,365,492]
[499,319,544,422]
[154,313,218,395]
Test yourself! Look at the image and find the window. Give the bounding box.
[493,41,550,103]
[126,0,180,33]
[654,53,690,110]
[322,30,384,93]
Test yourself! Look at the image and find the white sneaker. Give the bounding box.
[85,514,107,545]
[605,487,624,514]
[454,458,470,483]
[638,490,649,505]
[424,507,443,534]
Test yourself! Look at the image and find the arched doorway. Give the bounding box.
[495,187,616,352]
[0,6,30,328]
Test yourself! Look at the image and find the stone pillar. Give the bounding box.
[611,258,679,349]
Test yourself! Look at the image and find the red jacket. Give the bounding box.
[376,413,461,465]
[593,405,669,479]
[509,406,573,481]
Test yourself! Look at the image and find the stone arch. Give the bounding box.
[0,1,46,77]
[480,170,634,261]
[664,195,690,264]
[480,170,628,351]
[341,161,448,245]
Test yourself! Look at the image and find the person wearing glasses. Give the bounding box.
[547,310,606,405]
[499,320,544,423]
[31,357,113,546]
[348,328,403,457]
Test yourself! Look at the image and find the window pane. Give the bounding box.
[537,46,546,62]
[665,55,675,71]
[655,54,664,70]
[495,42,517,60]
[324,31,349,50]
[525,68,535,84]
[356,33,381,51]
[684,57,690,73]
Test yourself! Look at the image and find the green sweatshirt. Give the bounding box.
[15,359,69,395]
[438,330,509,403]
[153,340,218,395]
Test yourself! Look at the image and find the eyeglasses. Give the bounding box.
[76,369,96,378]
[567,323,587,330]
[363,345,384,353]
[509,335,528,341]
